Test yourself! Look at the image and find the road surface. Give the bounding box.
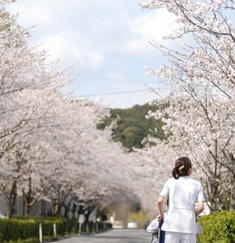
[57,229,153,243]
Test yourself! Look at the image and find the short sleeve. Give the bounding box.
[160,179,170,198]
[197,184,205,201]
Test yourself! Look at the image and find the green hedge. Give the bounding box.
[198,210,235,243]
[35,218,67,237]
[0,217,66,242]
[0,217,112,242]
[0,219,38,241]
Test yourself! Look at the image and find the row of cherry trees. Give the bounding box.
[0,1,145,220]
[139,0,235,211]
[3,0,235,221]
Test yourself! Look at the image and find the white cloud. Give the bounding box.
[126,9,178,55]
[7,1,177,64]
[87,51,105,69]
[7,0,55,28]
[129,9,176,40]
[6,0,177,108]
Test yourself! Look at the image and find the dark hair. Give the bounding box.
[172,157,192,179]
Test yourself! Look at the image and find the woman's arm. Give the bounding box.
[195,200,204,217]
[158,195,165,221]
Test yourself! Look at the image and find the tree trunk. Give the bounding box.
[62,203,69,218]
[1,180,18,219]
[22,177,32,220]
[206,140,222,211]
[40,199,47,218]
[230,182,235,211]
[9,180,17,218]
[52,192,64,217]
[23,198,30,220]
[229,153,235,211]
[52,198,59,217]
[72,203,77,218]
[78,205,84,215]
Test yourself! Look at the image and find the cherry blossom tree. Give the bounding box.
[140,0,235,211]
[141,0,235,96]
[0,0,169,221]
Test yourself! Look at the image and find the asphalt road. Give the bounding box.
[57,229,153,243]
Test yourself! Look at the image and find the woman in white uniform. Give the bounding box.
[158,157,205,243]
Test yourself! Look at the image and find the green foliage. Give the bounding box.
[98,103,165,151]
[14,215,24,220]
[0,219,39,242]
[197,211,235,243]
[0,217,112,242]
[0,217,66,242]
[129,210,154,229]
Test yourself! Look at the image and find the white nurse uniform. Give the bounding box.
[160,176,205,234]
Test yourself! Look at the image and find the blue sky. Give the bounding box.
[7,0,180,108]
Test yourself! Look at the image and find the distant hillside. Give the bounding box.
[98,103,165,151]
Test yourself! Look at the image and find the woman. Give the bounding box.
[158,157,205,243]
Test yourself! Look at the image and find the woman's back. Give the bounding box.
[161,176,204,233]
[157,157,205,242]
[168,176,202,209]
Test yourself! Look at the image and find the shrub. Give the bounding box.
[0,217,65,242]
[34,217,67,236]
[0,217,112,242]
[0,219,38,241]
[197,210,235,243]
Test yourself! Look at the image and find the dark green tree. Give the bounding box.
[98,103,165,151]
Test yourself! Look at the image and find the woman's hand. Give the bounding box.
[157,214,164,222]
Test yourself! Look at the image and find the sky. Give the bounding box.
[6,0,181,108]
